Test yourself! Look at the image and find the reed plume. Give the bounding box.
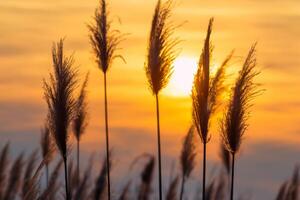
[166,176,179,200]
[180,126,196,200]
[119,181,131,200]
[0,143,9,199]
[3,153,23,200]
[275,166,299,200]
[138,156,155,200]
[145,1,178,198]
[22,151,38,198]
[39,160,63,200]
[73,165,91,200]
[287,167,299,200]
[41,120,54,186]
[23,155,47,200]
[94,154,111,200]
[220,142,230,176]
[205,175,226,200]
[276,181,288,200]
[43,39,78,200]
[73,73,89,184]
[221,44,260,200]
[192,18,233,199]
[88,1,124,198]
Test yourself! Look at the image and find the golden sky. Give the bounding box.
[0,0,300,198]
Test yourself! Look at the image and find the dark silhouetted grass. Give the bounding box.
[73,73,89,184]
[192,18,233,200]
[88,1,124,198]
[145,1,178,198]
[180,126,196,200]
[221,44,260,200]
[40,120,54,186]
[43,39,78,200]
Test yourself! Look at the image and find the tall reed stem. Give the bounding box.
[63,158,69,200]
[155,94,162,200]
[230,153,235,200]
[202,142,207,200]
[104,73,111,200]
[180,175,185,200]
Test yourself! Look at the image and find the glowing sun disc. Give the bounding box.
[164,56,198,97]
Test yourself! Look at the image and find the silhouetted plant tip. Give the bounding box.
[94,152,112,200]
[118,181,131,200]
[41,120,54,186]
[275,166,299,200]
[39,160,63,199]
[88,0,125,199]
[0,143,9,199]
[180,126,196,200]
[220,142,231,176]
[22,150,38,198]
[4,153,23,200]
[192,18,232,200]
[73,72,89,184]
[166,176,179,200]
[43,39,78,200]
[221,44,261,200]
[145,1,179,199]
[138,155,155,200]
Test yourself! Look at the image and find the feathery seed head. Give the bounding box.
[88,0,124,74]
[73,73,89,141]
[145,0,178,95]
[221,44,260,154]
[192,18,232,144]
[180,126,196,178]
[43,39,78,160]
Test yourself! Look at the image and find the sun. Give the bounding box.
[163,56,198,97]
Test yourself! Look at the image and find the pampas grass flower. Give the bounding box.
[43,39,78,200]
[221,44,260,200]
[88,1,124,198]
[192,18,233,199]
[145,1,178,198]
[180,126,196,200]
[73,73,89,183]
[40,120,54,186]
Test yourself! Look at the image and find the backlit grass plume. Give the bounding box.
[145,1,178,199]
[180,126,196,200]
[192,18,233,200]
[43,39,78,200]
[3,153,23,200]
[73,73,89,183]
[0,143,9,199]
[166,176,179,200]
[138,156,155,200]
[88,1,124,198]
[40,120,54,186]
[220,142,231,176]
[221,44,260,200]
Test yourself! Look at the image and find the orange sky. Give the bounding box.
[0,0,300,198]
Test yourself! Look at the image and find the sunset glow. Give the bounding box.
[164,56,198,96]
[0,0,300,199]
